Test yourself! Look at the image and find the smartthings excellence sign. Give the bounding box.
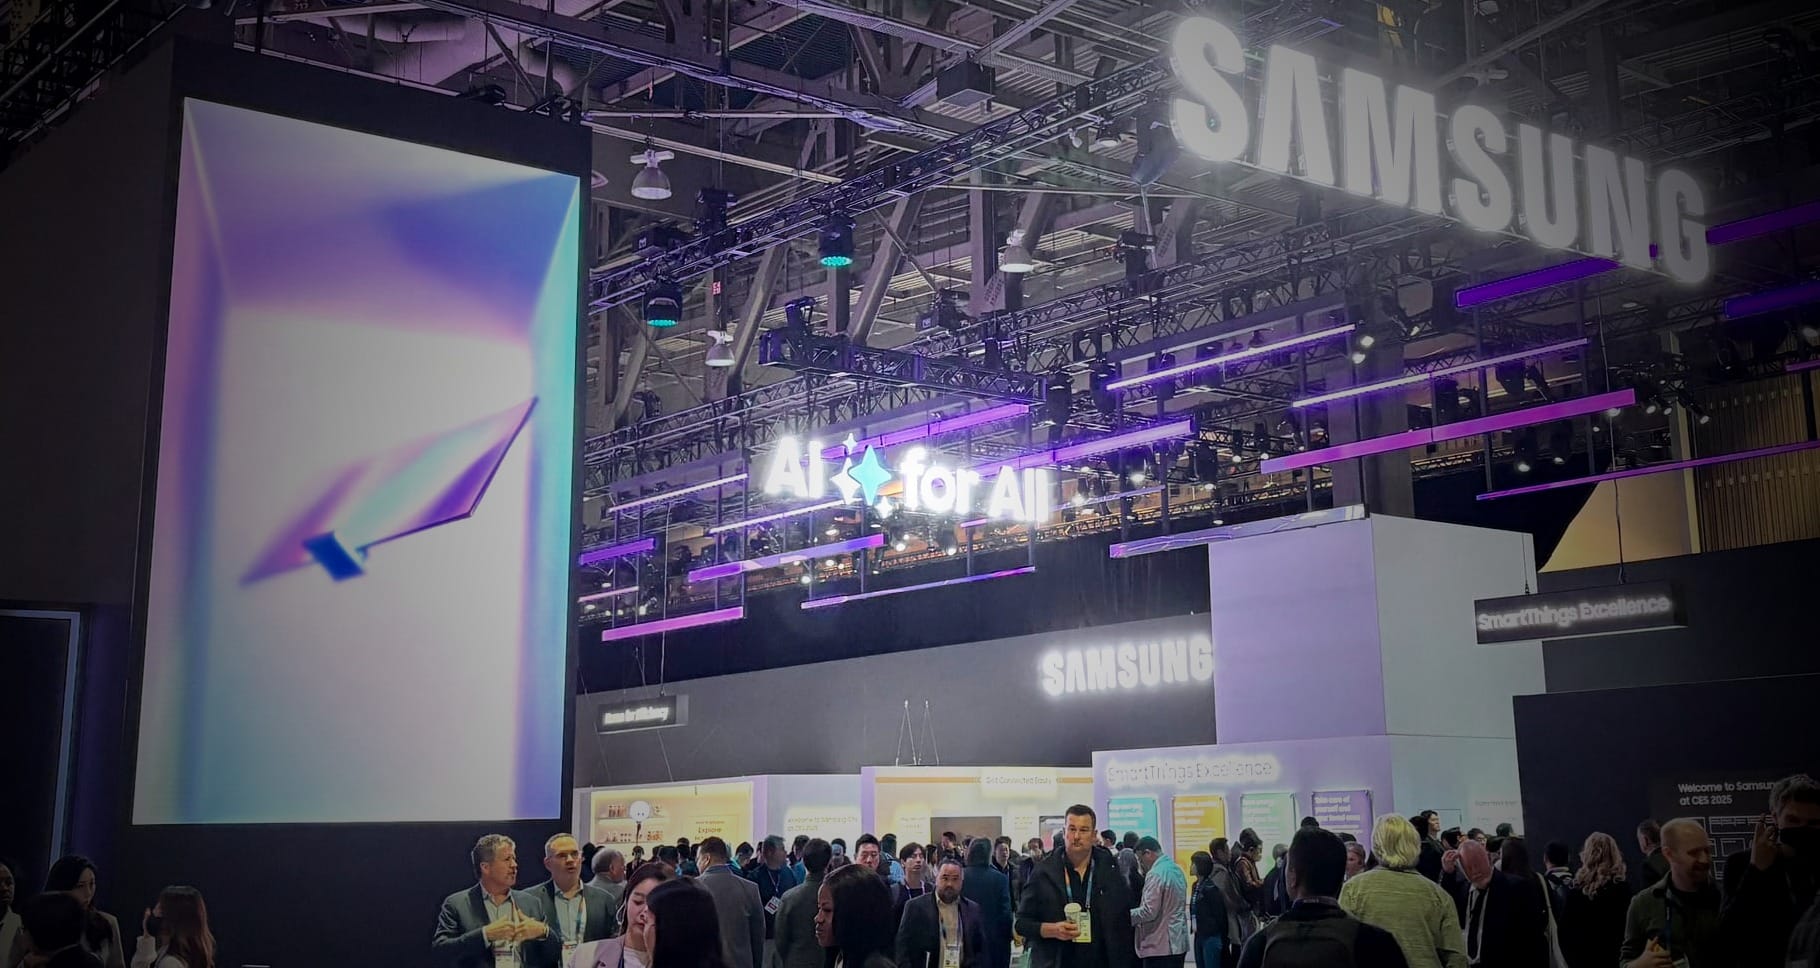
[1169,17,1711,282]
[1473,582,1685,643]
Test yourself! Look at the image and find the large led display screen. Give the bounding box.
[133,100,579,824]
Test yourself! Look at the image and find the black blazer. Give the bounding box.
[1013,847,1136,968]
[1444,871,1549,968]
[432,885,562,968]
[960,861,1014,968]
[530,880,620,944]
[896,895,990,968]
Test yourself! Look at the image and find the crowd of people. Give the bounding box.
[0,856,215,968]
[430,773,1818,968]
[3,772,1811,968]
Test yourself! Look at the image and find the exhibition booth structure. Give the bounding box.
[861,766,1096,847]
[575,774,862,849]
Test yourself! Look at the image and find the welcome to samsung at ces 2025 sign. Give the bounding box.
[1168,17,1711,284]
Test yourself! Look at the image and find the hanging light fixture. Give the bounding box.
[1000,244,1036,273]
[630,145,675,201]
[644,280,683,328]
[818,213,856,268]
[705,329,735,367]
[1092,121,1123,150]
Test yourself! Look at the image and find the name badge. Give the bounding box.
[492,941,521,968]
[1070,911,1091,944]
[943,942,961,968]
[562,941,580,968]
[766,896,783,916]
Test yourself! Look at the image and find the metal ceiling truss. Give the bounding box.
[757,328,1050,400]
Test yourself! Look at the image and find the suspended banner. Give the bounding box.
[1168,16,1712,283]
[763,434,1050,524]
[1472,582,1685,643]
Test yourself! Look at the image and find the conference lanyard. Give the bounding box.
[1067,864,1095,911]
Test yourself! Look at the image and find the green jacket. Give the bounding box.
[1338,867,1469,968]
[1619,875,1722,967]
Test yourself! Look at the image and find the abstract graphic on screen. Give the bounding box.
[134,100,579,825]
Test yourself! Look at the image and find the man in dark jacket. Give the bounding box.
[1441,839,1547,968]
[1720,774,1820,968]
[1015,805,1136,968]
[963,837,1014,968]
[1621,819,1721,968]
[1636,819,1671,889]
[898,857,991,968]
[1235,828,1409,968]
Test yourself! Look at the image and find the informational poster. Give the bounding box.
[1171,794,1227,872]
[867,767,1093,847]
[588,782,755,848]
[782,805,861,846]
[1311,790,1373,844]
[1649,770,1788,883]
[1107,796,1160,840]
[1240,792,1297,875]
[1468,797,1523,835]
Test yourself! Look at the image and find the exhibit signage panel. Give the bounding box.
[1310,789,1372,841]
[597,694,687,733]
[1472,581,1684,643]
[1168,17,1711,282]
[1107,796,1160,840]
[1239,792,1298,874]
[1171,795,1228,872]
[586,780,755,848]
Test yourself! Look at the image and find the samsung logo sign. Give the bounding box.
[1040,635,1215,697]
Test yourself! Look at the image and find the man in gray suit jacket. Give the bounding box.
[434,834,562,968]
[697,837,766,968]
[531,833,620,957]
[772,839,831,968]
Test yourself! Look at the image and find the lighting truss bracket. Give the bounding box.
[757,330,1046,402]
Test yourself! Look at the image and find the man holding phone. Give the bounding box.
[1719,773,1820,967]
[1620,819,1720,968]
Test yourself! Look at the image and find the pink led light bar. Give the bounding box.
[1292,338,1589,409]
[688,533,885,582]
[1039,419,1197,467]
[610,473,749,513]
[1262,390,1635,473]
[820,403,1029,458]
[600,606,746,642]
[706,499,846,535]
[1788,358,1820,373]
[800,566,1036,610]
[1477,439,1820,500]
[1104,324,1356,391]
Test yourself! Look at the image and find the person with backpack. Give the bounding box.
[1235,829,1410,968]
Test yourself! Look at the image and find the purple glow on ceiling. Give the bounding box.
[1454,258,1621,309]
[1723,279,1820,320]
[799,566,1037,610]
[1292,338,1589,409]
[1788,358,1820,373]
[1261,389,1635,474]
[705,499,847,535]
[610,473,749,513]
[820,403,1029,458]
[577,536,658,567]
[688,532,886,582]
[599,606,746,642]
[1477,439,1820,500]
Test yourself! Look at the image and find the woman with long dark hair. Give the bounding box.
[1188,852,1227,968]
[1560,833,1631,968]
[644,880,732,968]
[813,864,894,968]
[575,863,672,968]
[131,887,214,968]
[40,857,123,968]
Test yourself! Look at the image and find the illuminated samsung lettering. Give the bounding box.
[1039,634,1215,696]
[763,435,1049,523]
[1168,16,1711,282]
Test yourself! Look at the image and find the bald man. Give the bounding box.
[1620,818,1720,967]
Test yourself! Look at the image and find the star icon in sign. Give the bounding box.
[829,457,861,503]
[849,446,893,506]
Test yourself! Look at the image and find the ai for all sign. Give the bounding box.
[763,434,1051,523]
[1169,17,1712,283]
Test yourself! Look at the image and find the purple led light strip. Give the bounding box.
[577,536,657,567]
[1105,324,1355,391]
[1456,200,1820,308]
[706,499,846,535]
[578,586,640,604]
[1262,390,1634,474]
[1293,338,1589,409]
[1789,358,1820,373]
[610,473,749,513]
[959,484,1165,527]
[600,606,747,642]
[1723,279,1820,320]
[820,403,1029,458]
[1477,439,1820,501]
[800,566,1037,610]
[688,533,886,582]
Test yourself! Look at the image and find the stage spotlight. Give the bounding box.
[1800,317,1820,347]
[644,280,683,327]
[1512,429,1539,473]
[783,296,818,334]
[695,188,737,236]
[1186,343,1224,392]
[818,213,856,268]
[917,290,967,332]
[1687,400,1711,425]
[1252,421,1269,456]
[825,524,839,537]
[1149,351,1177,402]
[630,145,675,200]
[940,532,959,556]
[1115,231,1156,284]
[1089,359,1120,414]
[1043,373,1073,427]
[1000,244,1037,274]
[705,329,735,367]
[1093,121,1123,150]
[800,573,813,585]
